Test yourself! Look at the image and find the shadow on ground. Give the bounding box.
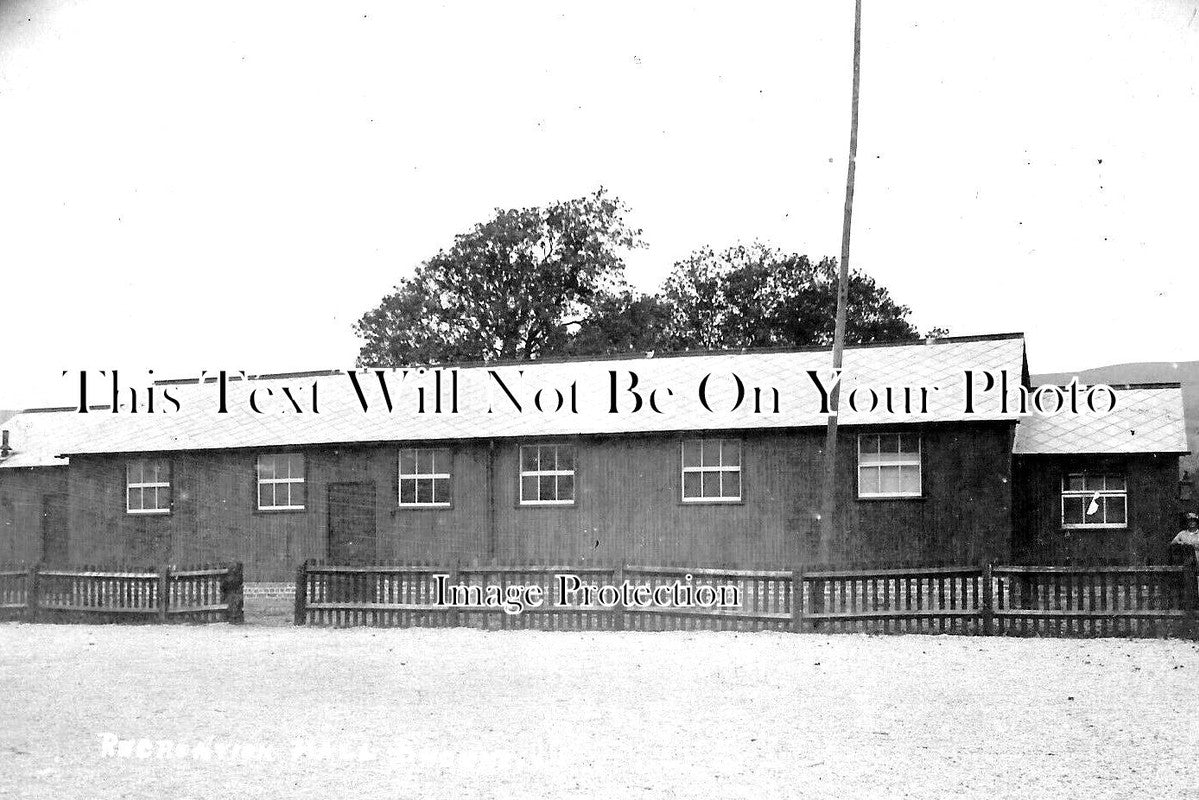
[243,596,294,627]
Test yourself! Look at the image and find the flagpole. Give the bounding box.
[817,0,862,564]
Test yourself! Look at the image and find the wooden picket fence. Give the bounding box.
[991,565,1196,637]
[803,565,985,634]
[294,560,1199,638]
[0,562,244,624]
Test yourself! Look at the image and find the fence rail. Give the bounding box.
[805,564,986,634]
[0,563,244,624]
[294,560,1199,638]
[991,565,1194,637]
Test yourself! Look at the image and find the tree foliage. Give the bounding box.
[354,189,642,365]
[659,243,920,350]
[566,291,675,357]
[355,196,934,365]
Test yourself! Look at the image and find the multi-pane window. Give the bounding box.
[519,444,575,505]
[681,439,742,502]
[399,448,452,507]
[1062,472,1127,529]
[257,453,306,511]
[126,459,171,514]
[858,433,922,498]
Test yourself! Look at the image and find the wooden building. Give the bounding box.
[0,334,1190,580]
[1010,383,1189,564]
[0,417,69,564]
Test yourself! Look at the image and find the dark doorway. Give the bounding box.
[41,493,69,564]
[327,482,377,563]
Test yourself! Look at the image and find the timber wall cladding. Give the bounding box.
[1012,454,1182,565]
[64,424,1015,581]
[0,467,69,564]
[484,423,1014,567]
[832,422,1014,566]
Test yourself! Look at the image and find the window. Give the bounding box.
[681,439,742,502]
[126,459,171,514]
[519,444,575,505]
[1061,472,1127,529]
[257,453,306,511]
[399,448,452,507]
[858,433,922,498]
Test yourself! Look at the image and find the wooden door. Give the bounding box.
[327,482,377,563]
[41,493,69,564]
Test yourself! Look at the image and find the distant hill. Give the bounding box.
[0,410,15,427]
[1033,361,1198,478]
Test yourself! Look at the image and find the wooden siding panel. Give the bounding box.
[379,446,491,563]
[1011,453,1181,564]
[0,466,69,563]
[62,423,1017,579]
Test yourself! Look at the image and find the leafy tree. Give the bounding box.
[565,291,675,356]
[354,189,642,365]
[355,201,935,365]
[660,242,923,350]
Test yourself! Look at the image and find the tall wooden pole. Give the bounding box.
[817,0,862,564]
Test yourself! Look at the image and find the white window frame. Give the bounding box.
[126,459,171,515]
[681,438,742,503]
[857,433,922,499]
[1061,471,1128,530]
[519,444,576,506]
[398,448,452,508]
[257,453,306,511]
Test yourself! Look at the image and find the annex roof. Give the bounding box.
[0,407,83,468]
[1013,384,1190,455]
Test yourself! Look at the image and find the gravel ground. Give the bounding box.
[1,622,1197,800]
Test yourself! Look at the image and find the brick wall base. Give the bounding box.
[243,582,296,598]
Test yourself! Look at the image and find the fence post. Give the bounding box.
[158,563,170,624]
[614,561,626,631]
[1185,563,1199,640]
[293,561,308,626]
[27,563,40,623]
[224,563,244,624]
[446,562,460,629]
[791,569,805,633]
[981,562,994,636]
[809,573,824,632]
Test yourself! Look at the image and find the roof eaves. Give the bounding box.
[54,417,1019,459]
[1017,448,1191,457]
[1029,381,1183,391]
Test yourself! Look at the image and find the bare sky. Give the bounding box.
[1,0,1197,408]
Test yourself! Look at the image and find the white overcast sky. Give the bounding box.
[1,0,1197,408]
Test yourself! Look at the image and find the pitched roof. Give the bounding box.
[0,407,81,468]
[1013,384,1190,455]
[8,334,1030,460]
[5,336,1187,461]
